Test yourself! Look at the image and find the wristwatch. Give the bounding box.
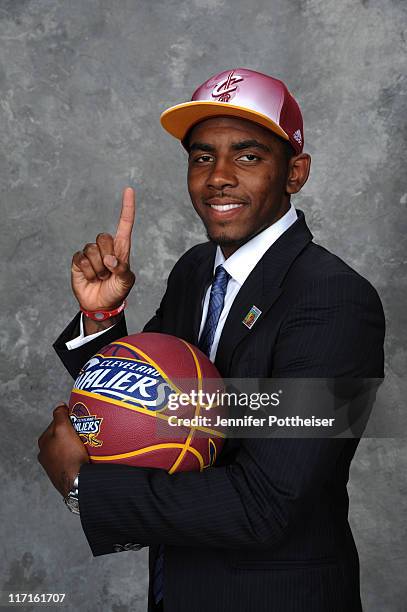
[64,474,80,515]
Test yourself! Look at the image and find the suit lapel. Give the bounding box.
[214,272,282,375]
[215,209,313,376]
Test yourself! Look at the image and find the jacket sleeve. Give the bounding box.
[53,311,129,380]
[77,273,385,555]
[53,287,171,380]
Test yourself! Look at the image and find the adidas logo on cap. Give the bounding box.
[293,129,302,146]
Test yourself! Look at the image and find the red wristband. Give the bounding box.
[80,299,127,321]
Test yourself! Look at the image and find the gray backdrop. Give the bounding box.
[1,0,406,610]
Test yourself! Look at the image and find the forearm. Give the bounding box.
[78,437,347,556]
[83,312,124,336]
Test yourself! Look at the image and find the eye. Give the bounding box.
[237,153,260,162]
[190,154,214,163]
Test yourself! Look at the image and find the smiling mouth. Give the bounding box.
[205,197,247,213]
[209,203,244,211]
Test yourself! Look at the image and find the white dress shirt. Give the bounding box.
[66,204,298,360]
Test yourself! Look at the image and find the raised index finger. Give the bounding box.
[114,187,136,262]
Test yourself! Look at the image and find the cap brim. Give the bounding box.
[160,101,289,144]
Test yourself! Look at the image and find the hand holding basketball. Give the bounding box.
[37,404,89,497]
[71,187,136,312]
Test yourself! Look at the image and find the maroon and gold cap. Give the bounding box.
[160,68,304,154]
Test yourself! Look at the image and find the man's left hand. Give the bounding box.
[38,404,89,497]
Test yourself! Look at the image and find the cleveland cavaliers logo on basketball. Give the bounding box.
[70,403,103,447]
[73,355,173,410]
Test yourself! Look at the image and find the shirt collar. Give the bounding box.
[213,203,298,285]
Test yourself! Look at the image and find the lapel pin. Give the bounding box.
[242,305,262,329]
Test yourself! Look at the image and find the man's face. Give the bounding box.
[187,116,292,256]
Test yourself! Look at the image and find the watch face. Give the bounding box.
[94,312,106,320]
[65,495,80,515]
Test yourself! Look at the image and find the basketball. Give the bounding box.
[68,333,226,473]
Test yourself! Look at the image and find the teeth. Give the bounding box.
[209,204,243,211]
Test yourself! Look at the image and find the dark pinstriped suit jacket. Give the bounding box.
[53,210,385,612]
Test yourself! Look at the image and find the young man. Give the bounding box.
[38,68,385,612]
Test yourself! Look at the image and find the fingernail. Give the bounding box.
[105,255,118,268]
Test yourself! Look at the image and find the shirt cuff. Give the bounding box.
[65,313,116,350]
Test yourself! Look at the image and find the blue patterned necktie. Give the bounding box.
[153,266,230,606]
[198,265,230,357]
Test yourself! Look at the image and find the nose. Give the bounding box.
[207,158,238,191]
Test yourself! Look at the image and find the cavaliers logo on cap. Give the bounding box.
[211,70,244,103]
[70,402,103,447]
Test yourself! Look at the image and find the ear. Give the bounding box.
[286,153,311,195]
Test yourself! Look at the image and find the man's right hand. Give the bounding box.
[71,187,136,330]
